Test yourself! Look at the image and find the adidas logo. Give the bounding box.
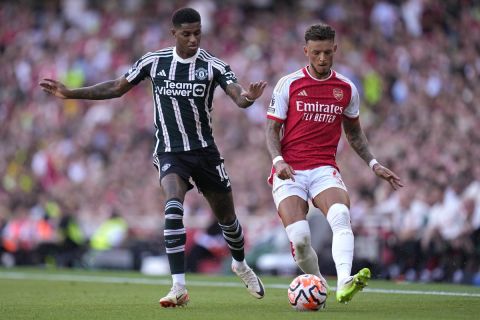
[157,69,166,77]
[298,89,308,96]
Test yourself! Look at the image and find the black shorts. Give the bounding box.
[153,145,232,193]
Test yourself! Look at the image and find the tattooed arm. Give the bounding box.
[265,118,295,181]
[343,117,403,190]
[225,81,267,109]
[342,117,376,165]
[39,76,134,100]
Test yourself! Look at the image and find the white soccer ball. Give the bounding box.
[287,274,328,311]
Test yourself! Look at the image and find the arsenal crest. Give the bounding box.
[333,88,343,101]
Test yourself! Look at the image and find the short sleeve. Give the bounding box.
[215,64,238,90]
[343,81,360,118]
[267,75,291,122]
[124,52,153,85]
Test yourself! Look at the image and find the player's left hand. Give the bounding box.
[242,80,267,101]
[373,164,404,190]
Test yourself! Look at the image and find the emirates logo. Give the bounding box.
[333,88,343,101]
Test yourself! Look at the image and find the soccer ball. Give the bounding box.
[287,274,328,311]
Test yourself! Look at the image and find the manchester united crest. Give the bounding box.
[333,88,343,101]
[195,67,208,80]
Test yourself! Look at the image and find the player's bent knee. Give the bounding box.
[285,220,312,255]
[326,203,351,232]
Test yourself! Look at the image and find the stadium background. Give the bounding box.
[1,0,479,285]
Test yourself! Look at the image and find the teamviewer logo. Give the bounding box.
[193,83,206,97]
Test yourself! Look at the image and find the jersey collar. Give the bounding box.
[304,66,334,81]
[173,47,200,63]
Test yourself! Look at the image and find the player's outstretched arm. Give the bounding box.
[39,76,134,100]
[225,81,267,109]
[342,117,403,190]
[265,118,296,181]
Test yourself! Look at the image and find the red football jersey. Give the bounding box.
[267,67,360,173]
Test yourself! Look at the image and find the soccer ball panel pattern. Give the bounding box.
[287,274,328,311]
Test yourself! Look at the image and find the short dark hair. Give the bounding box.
[172,7,201,27]
[304,24,335,42]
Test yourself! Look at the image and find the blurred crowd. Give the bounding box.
[1,0,480,284]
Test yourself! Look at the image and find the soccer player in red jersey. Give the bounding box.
[265,23,403,304]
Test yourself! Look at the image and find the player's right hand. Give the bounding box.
[274,161,296,181]
[39,78,69,99]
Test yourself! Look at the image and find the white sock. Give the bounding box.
[172,273,186,286]
[326,203,354,287]
[285,220,321,277]
[232,258,248,272]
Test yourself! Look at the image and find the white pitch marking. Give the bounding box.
[0,272,479,298]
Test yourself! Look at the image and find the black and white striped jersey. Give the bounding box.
[125,47,238,153]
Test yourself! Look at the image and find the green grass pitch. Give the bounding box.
[1,268,479,320]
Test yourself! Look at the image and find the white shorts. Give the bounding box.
[271,165,348,209]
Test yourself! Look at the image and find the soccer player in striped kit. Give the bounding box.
[40,7,266,307]
[265,23,403,304]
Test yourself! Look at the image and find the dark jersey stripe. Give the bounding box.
[125,47,238,153]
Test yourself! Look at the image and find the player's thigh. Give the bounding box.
[154,153,193,199]
[203,190,236,224]
[272,172,309,226]
[308,166,350,215]
[160,173,190,201]
[312,187,350,216]
[277,195,309,227]
[192,146,235,223]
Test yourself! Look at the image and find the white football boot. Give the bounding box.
[159,283,190,308]
[232,265,265,299]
